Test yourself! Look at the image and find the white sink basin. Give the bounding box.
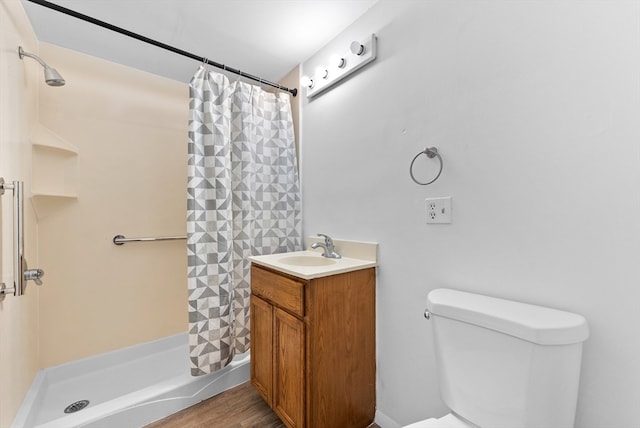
[249,249,377,280]
[278,255,338,267]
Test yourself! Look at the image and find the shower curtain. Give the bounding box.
[187,66,302,375]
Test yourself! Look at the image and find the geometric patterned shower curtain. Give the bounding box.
[187,66,302,376]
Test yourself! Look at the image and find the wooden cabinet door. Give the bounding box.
[273,307,305,428]
[250,295,274,406]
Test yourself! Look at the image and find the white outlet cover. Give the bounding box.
[425,197,452,224]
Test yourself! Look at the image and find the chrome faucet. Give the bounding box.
[311,233,341,259]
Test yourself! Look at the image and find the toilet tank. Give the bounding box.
[427,288,589,428]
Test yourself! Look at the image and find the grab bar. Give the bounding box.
[1,177,44,299]
[113,234,187,246]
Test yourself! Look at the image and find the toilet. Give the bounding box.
[406,288,589,428]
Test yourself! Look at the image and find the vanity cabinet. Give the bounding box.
[250,264,376,428]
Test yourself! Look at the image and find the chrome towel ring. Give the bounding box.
[409,147,443,185]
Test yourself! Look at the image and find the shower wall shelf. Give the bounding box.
[30,124,79,219]
[31,193,78,220]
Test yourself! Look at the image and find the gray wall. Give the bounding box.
[300,1,640,427]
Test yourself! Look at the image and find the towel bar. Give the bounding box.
[113,234,187,245]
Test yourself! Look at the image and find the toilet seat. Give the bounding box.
[404,413,477,428]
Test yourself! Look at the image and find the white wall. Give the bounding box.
[300,1,640,427]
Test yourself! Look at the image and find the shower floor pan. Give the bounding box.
[12,333,250,428]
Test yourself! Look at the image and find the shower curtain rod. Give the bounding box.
[25,0,298,97]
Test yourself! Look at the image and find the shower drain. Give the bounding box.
[64,400,90,414]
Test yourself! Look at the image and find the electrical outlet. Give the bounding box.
[425,197,452,224]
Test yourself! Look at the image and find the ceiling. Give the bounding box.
[21,0,378,86]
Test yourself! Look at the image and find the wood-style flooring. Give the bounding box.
[145,382,381,428]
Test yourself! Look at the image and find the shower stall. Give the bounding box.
[8,1,300,425]
[13,334,250,428]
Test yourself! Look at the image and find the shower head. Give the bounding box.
[18,46,65,87]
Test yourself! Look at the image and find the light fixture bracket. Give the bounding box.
[305,34,377,98]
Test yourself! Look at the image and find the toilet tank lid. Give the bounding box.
[426,288,589,345]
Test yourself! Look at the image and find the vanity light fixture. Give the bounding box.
[303,34,377,99]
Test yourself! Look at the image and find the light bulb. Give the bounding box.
[350,41,365,56]
[315,66,329,79]
[301,75,314,89]
[331,54,346,69]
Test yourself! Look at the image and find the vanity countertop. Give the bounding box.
[248,238,377,280]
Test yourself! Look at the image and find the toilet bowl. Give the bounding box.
[404,288,589,428]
